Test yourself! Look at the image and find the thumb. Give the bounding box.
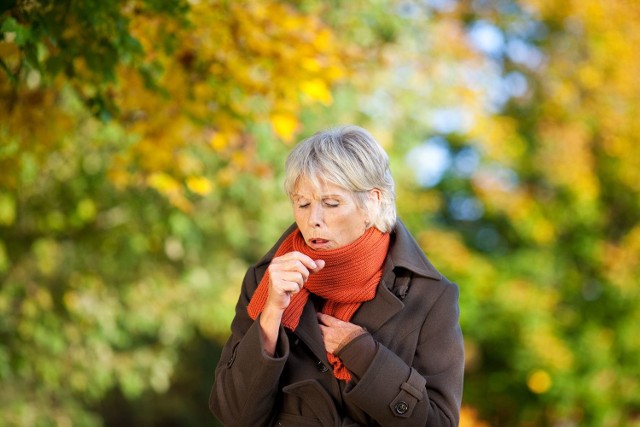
[311,259,325,273]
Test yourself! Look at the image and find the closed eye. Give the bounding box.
[323,198,340,207]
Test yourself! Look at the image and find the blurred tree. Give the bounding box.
[387,0,640,425]
[0,0,351,425]
[1,0,348,206]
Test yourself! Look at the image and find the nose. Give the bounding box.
[308,203,323,228]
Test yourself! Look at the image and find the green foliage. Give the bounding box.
[394,1,640,425]
[0,86,290,426]
[0,0,188,118]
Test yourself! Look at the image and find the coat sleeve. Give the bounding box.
[209,265,290,427]
[342,282,464,426]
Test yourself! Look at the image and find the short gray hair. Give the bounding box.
[284,125,397,233]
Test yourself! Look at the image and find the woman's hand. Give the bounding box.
[265,251,325,312]
[317,312,366,354]
[259,252,324,356]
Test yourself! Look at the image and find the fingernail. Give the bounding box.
[311,262,317,269]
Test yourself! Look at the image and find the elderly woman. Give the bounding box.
[209,125,464,426]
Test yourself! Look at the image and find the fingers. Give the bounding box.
[317,313,366,354]
[269,252,324,284]
[274,271,306,289]
[310,259,325,273]
[265,252,325,310]
[317,312,341,326]
[268,261,308,293]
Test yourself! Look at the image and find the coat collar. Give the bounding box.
[387,219,442,281]
[351,219,443,331]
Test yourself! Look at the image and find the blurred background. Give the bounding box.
[1,0,639,426]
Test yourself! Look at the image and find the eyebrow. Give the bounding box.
[292,193,343,200]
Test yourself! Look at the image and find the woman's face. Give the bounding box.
[292,177,378,250]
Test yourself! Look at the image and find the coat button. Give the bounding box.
[316,360,329,373]
[394,401,409,415]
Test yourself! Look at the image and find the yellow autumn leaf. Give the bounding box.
[148,172,180,193]
[231,151,247,168]
[325,64,347,81]
[313,29,332,51]
[0,193,16,226]
[270,112,299,142]
[186,176,212,195]
[210,132,229,152]
[527,370,552,394]
[301,58,321,72]
[459,405,490,427]
[300,78,333,105]
[530,218,555,245]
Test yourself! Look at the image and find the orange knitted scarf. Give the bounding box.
[247,226,390,381]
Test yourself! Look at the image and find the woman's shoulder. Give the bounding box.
[387,220,459,298]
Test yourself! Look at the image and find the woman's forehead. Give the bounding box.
[293,176,351,198]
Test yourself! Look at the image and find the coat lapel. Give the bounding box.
[295,266,405,349]
[351,274,404,332]
[351,219,442,332]
[293,298,330,365]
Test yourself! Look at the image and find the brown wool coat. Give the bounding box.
[209,220,464,426]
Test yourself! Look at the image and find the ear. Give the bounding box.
[368,188,382,204]
[366,188,382,216]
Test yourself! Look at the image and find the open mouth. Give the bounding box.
[309,238,329,247]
